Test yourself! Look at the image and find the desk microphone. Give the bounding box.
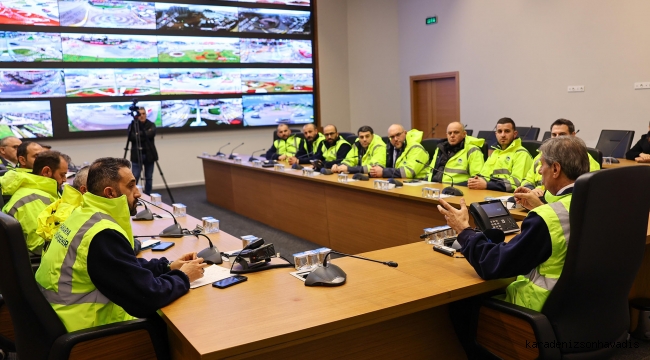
[139,198,184,237]
[304,250,398,287]
[229,238,265,273]
[248,148,265,162]
[291,153,313,170]
[315,157,346,174]
[519,125,534,140]
[416,159,464,196]
[216,142,230,156]
[134,200,154,221]
[194,233,222,265]
[603,131,631,164]
[228,142,244,160]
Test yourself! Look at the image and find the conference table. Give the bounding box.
[139,181,650,359]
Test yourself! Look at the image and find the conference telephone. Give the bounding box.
[469,200,520,234]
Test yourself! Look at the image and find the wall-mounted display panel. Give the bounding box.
[242,93,313,126]
[0,100,52,138]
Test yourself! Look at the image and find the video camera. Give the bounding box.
[128,98,139,118]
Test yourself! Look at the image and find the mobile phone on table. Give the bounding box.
[213,275,248,289]
[151,242,175,251]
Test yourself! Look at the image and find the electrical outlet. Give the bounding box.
[634,82,650,90]
[568,85,585,92]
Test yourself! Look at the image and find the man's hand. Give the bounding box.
[530,188,544,197]
[437,198,471,234]
[179,259,210,283]
[369,165,383,178]
[513,188,544,210]
[467,176,487,190]
[640,153,650,160]
[169,252,198,271]
[636,156,650,163]
[278,155,287,161]
[336,164,348,173]
[288,156,298,165]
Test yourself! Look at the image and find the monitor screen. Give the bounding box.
[238,8,310,35]
[240,38,311,63]
[155,3,238,32]
[482,202,509,218]
[64,68,160,97]
[0,68,65,98]
[59,0,156,29]
[242,93,313,126]
[232,0,310,6]
[61,33,158,62]
[157,35,240,63]
[0,31,62,62]
[0,100,52,138]
[241,68,312,93]
[159,68,241,95]
[0,0,59,26]
[67,100,161,132]
[161,98,242,128]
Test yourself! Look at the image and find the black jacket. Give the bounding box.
[626,132,650,160]
[129,119,158,163]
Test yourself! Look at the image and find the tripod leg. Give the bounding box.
[154,161,175,204]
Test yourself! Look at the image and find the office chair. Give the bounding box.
[0,213,170,360]
[481,143,489,161]
[345,135,358,144]
[541,131,552,142]
[521,140,542,157]
[382,136,390,145]
[476,131,497,148]
[595,130,635,159]
[465,129,474,136]
[420,138,444,163]
[338,132,354,140]
[518,127,540,141]
[474,166,650,360]
[0,294,16,359]
[587,147,603,168]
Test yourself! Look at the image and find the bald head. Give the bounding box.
[277,124,291,140]
[323,124,339,145]
[446,122,466,146]
[387,124,406,149]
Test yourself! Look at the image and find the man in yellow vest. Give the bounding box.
[427,122,485,185]
[332,125,386,174]
[370,124,429,179]
[438,136,589,311]
[468,118,533,192]
[16,141,45,170]
[288,123,325,166]
[0,136,21,171]
[520,119,600,204]
[3,150,68,255]
[312,124,351,169]
[36,157,209,332]
[265,124,303,161]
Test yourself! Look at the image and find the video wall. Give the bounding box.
[0,0,315,139]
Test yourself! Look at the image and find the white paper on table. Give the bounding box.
[189,265,232,289]
[402,180,436,186]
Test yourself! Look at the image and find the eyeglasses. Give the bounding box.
[388,131,404,140]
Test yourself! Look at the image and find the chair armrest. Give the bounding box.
[0,296,16,352]
[477,296,560,360]
[49,317,169,360]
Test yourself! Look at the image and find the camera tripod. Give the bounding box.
[123,104,175,203]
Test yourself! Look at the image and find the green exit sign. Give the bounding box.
[426,16,437,25]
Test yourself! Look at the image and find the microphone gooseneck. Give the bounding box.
[216,142,231,156]
[416,159,464,196]
[139,198,183,237]
[248,148,266,162]
[229,142,245,160]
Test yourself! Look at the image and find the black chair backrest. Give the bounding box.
[465,129,473,136]
[381,136,390,145]
[272,128,302,141]
[420,138,444,163]
[338,132,354,140]
[0,213,67,359]
[542,167,650,353]
[586,147,603,167]
[476,130,497,148]
[345,135,358,144]
[541,131,551,141]
[481,143,489,161]
[595,130,635,158]
[518,127,540,140]
[521,140,542,157]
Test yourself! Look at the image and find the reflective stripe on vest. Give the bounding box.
[8,193,52,217]
[443,168,469,175]
[39,212,116,305]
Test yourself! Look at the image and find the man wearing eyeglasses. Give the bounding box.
[0,136,22,171]
[370,124,429,179]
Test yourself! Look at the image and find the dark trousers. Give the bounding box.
[132,160,154,195]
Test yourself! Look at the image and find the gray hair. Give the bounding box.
[0,136,18,146]
[72,166,89,190]
[539,136,589,180]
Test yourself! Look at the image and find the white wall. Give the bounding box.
[397,0,650,147]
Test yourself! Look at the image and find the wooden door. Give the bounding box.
[410,72,460,139]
